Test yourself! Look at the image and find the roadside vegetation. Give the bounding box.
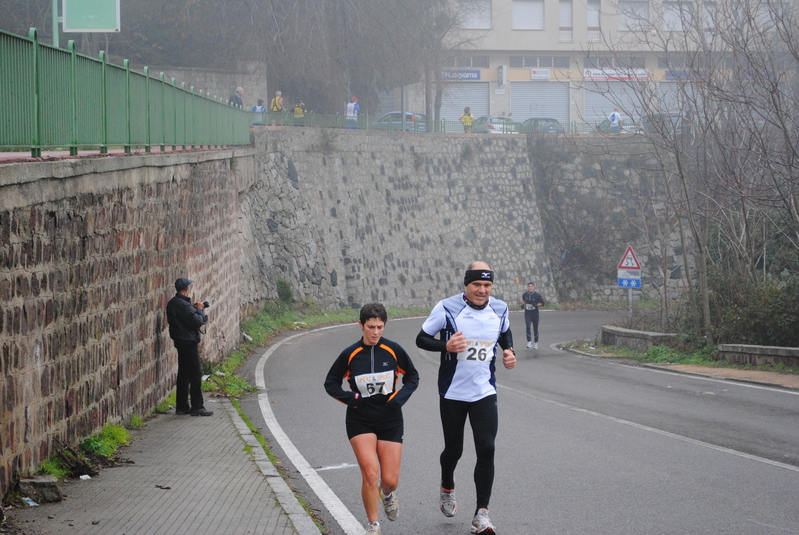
[562,339,799,376]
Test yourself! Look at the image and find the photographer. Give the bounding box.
[166,278,213,416]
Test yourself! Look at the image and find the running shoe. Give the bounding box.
[470,508,496,534]
[526,341,532,348]
[364,521,381,535]
[439,487,458,517]
[533,342,538,350]
[380,489,399,521]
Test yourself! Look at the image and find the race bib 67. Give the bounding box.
[354,370,395,397]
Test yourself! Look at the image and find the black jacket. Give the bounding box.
[166,293,207,344]
[324,337,419,428]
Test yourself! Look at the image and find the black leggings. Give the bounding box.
[525,310,540,342]
[439,394,498,510]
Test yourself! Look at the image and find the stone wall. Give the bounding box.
[528,135,691,302]
[239,128,555,310]
[0,128,558,497]
[0,151,253,497]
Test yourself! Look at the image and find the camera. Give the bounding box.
[203,301,211,309]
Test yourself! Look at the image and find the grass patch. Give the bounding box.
[36,458,71,480]
[80,424,131,458]
[561,339,799,375]
[129,414,146,429]
[155,392,176,414]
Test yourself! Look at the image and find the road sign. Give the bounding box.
[617,246,641,289]
[618,278,642,288]
[618,245,641,270]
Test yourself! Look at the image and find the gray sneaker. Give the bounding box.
[364,522,381,535]
[380,489,398,521]
[439,488,458,517]
[470,508,496,534]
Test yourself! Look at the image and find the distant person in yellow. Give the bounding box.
[270,90,284,112]
[460,107,474,133]
[293,100,306,126]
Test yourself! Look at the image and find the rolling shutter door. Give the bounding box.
[510,81,570,123]
[439,82,490,120]
[583,81,640,124]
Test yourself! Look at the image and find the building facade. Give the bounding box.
[390,0,773,129]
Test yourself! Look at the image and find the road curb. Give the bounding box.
[223,400,321,535]
[560,345,799,391]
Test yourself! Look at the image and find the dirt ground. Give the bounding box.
[651,363,799,390]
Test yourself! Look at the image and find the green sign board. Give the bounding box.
[63,0,120,32]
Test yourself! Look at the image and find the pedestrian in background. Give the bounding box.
[520,282,545,349]
[270,90,284,112]
[346,96,361,129]
[416,261,516,535]
[166,278,213,417]
[325,303,419,535]
[229,86,244,108]
[460,107,474,133]
[293,99,307,126]
[609,107,622,133]
[251,99,266,125]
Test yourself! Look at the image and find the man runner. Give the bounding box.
[416,261,516,534]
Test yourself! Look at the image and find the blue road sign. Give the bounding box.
[618,278,642,288]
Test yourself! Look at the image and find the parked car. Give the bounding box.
[370,111,427,132]
[472,116,520,134]
[520,117,565,134]
[596,119,643,134]
[640,112,693,135]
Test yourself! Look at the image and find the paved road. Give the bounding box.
[241,309,799,535]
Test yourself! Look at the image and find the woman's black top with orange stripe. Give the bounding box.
[324,337,419,429]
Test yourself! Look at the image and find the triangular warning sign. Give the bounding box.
[618,246,641,269]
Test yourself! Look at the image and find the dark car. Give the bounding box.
[371,111,427,132]
[596,119,643,134]
[640,113,693,135]
[520,117,565,134]
[471,116,520,134]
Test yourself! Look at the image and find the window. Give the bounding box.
[509,56,570,68]
[618,1,649,31]
[448,56,491,68]
[559,0,573,40]
[703,1,716,32]
[513,0,545,30]
[662,1,692,31]
[459,0,492,29]
[587,0,601,40]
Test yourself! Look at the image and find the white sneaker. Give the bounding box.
[439,487,458,517]
[471,508,496,534]
[533,342,538,349]
[365,521,381,535]
[526,341,532,348]
[380,489,398,521]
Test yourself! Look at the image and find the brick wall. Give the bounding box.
[0,152,250,496]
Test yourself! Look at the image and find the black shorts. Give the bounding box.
[346,420,404,443]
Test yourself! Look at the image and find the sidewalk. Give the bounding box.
[4,398,319,535]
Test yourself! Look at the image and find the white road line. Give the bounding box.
[256,325,364,535]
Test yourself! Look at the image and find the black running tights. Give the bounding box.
[439,394,498,510]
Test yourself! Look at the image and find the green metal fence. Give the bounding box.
[0,28,251,157]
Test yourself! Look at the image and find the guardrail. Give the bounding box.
[0,28,251,157]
